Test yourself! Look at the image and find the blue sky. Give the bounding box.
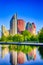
[0,0,43,36]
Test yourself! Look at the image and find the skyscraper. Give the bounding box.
[1,25,9,37]
[32,22,36,34]
[26,22,32,32]
[26,22,36,35]
[10,13,17,35]
[17,19,25,33]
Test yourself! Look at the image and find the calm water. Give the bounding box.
[0,45,43,65]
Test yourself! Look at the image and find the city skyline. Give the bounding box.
[1,14,36,37]
[0,0,43,36]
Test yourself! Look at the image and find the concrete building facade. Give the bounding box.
[1,25,9,37]
[10,14,17,35]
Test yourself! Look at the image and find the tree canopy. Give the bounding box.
[38,28,43,43]
[0,28,43,43]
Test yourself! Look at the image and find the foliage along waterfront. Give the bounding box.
[0,27,43,42]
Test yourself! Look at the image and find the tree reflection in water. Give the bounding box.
[38,46,43,59]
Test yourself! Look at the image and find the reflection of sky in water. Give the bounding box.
[0,53,11,65]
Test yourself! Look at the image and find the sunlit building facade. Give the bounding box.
[26,22,36,35]
[1,25,9,37]
[17,19,25,33]
[10,13,17,35]
[1,13,36,36]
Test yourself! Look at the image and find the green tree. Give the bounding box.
[38,28,43,43]
[0,35,7,42]
[6,35,13,42]
[30,35,38,42]
[13,34,24,42]
[21,30,31,41]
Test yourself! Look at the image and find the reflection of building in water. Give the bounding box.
[10,50,17,65]
[17,52,27,64]
[28,48,36,60]
[1,25,9,37]
[1,45,9,58]
[33,48,36,60]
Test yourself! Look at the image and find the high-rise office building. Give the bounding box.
[32,22,36,34]
[1,25,9,37]
[26,22,32,32]
[10,13,17,35]
[26,22,36,35]
[17,19,25,33]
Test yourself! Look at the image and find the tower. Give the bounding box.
[26,22,36,35]
[10,13,17,35]
[1,25,9,37]
[17,19,25,33]
[32,22,36,35]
